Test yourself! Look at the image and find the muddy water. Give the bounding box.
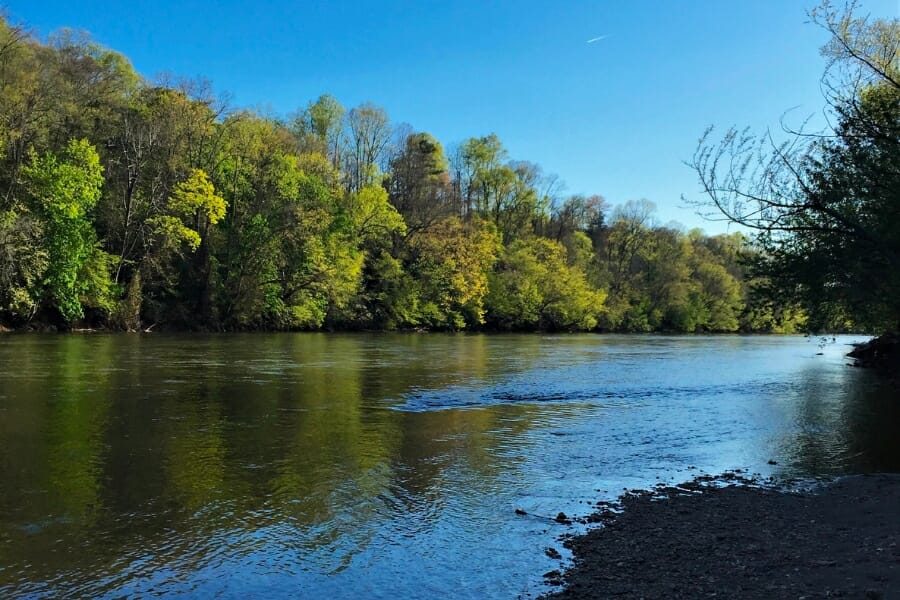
[0,334,897,598]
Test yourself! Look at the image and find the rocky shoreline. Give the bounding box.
[542,473,900,599]
[849,334,900,374]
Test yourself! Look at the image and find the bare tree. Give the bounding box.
[343,102,392,193]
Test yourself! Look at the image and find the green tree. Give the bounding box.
[452,135,554,241]
[336,184,409,327]
[43,30,138,148]
[292,94,346,168]
[409,217,500,329]
[0,208,48,320]
[101,87,185,284]
[211,113,298,326]
[689,2,899,333]
[342,184,406,247]
[486,237,605,331]
[386,131,453,239]
[247,155,364,329]
[593,199,656,330]
[168,168,226,237]
[0,18,48,205]
[21,139,112,323]
[358,250,421,329]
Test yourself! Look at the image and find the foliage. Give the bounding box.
[409,217,501,329]
[688,2,899,333]
[387,132,453,237]
[169,168,227,228]
[342,184,406,245]
[20,139,111,323]
[486,237,605,331]
[0,209,48,319]
[0,13,809,333]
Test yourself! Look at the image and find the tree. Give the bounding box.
[596,199,656,297]
[43,30,138,147]
[161,167,226,250]
[452,135,551,241]
[292,94,345,168]
[101,86,183,284]
[210,112,298,326]
[485,237,605,331]
[334,184,408,327]
[342,184,406,247]
[408,217,500,329]
[386,131,453,239]
[0,207,48,320]
[21,138,111,323]
[688,1,899,333]
[225,151,354,330]
[0,18,48,206]
[549,194,607,245]
[453,134,506,217]
[343,102,392,193]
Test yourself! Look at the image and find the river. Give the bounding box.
[0,334,897,598]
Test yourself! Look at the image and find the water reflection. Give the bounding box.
[777,360,900,475]
[0,334,897,598]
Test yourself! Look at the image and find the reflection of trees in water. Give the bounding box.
[0,336,115,589]
[785,364,900,475]
[0,333,569,595]
[0,336,116,519]
[838,375,900,472]
[5,334,898,596]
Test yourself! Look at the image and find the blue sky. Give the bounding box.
[6,0,898,231]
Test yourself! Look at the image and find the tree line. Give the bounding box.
[0,17,803,333]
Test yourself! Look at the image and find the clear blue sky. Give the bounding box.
[6,0,898,232]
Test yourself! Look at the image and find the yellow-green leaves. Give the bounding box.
[0,209,48,317]
[20,139,107,322]
[486,237,605,331]
[23,139,104,220]
[344,185,406,242]
[147,215,202,252]
[411,217,500,328]
[169,169,227,226]
[151,169,226,255]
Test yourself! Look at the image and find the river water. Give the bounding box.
[0,334,897,598]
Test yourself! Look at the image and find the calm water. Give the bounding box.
[1,334,898,599]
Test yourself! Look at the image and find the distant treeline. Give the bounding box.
[0,18,803,333]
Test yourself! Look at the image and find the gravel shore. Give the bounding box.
[543,473,900,599]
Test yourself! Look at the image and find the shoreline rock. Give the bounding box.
[848,333,900,372]
[542,473,900,599]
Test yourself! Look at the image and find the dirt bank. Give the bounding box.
[543,473,900,599]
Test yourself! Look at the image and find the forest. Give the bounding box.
[0,16,809,333]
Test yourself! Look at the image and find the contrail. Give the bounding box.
[586,35,608,43]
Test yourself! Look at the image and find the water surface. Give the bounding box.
[0,334,897,598]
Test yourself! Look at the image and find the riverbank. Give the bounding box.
[849,333,900,375]
[544,473,900,599]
